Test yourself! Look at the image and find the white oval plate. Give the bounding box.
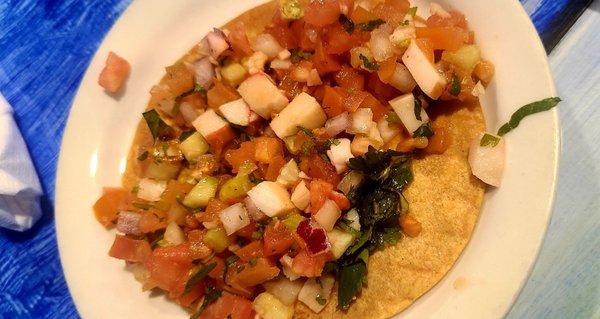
[55,0,559,318]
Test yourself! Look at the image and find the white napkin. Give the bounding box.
[0,94,42,231]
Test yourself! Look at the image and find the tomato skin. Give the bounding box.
[334,65,365,91]
[360,92,390,121]
[233,257,280,287]
[324,24,362,55]
[145,244,193,295]
[225,141,256,173]
[291,20,318,51]
[312,39,343,75]
[235,240,264,262]
[228,23,253,56]
[265,155,286,181]
[206,126,237,157]
[302,154,341,186]
[322,86,345,118]
[291,248,330,277]
[94,188,129,227]
[138,211,167,233]
[263,222,295,257]
[310,179,334,213]
[416,26,469,51]
[367,72,399,102]
[108,235,152,263]
[304,0,341,27]
[207,81,241,109]
[198,293,254,319]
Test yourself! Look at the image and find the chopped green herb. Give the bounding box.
[339,14,355,33]
[413,123,434,138]
[359,54,379,71]
[408,6,418,17]
[357,248,369,265]
[150,234,164,249]
[385,111,402,124]
[371,227,401,249]
[225,255,239,266]
[337,261,367,310]
[184,262,217,294]
[249,257,258,267]
[179,130,195,142]
[297,125,315,137]
[235,265,245,273]
[337,220,361,237]
[357,19,386,31]
[323,138,341,150]
[191,285,222,318]
[315,294,327,305]
[345,227,372,256]
[290,49,313,63]
[132,202,153,210]
[143,109,171,140]
[248,173,264,185]
[301,140,316,155]
[414,97,422,121]
[131,186,139,194]
[194,83,207,95]
[480,133,501,147]
[137,151,149,161]
[497,97,561,136]
[450,74,461,96]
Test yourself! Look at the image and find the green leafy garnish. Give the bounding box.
[194,83,207,95]
[137,151,149,161]
[414,97,422,121]
[225,255,239,266]
[323,138,341,149]
[150,234,164,249]
[450,74,461,96]
[497,97,561,136]
[480,133,501,147]
[179,130,195,142]
[143,109,171,140]
[385,111,402,124]
[408,7,418,17]
[249,257,258,267]
[315,294,327,305]
[357,19,386,31]
[132,202,152,210]
[338,261,367,310]
[191,285,222,318]
[184,262,216,294]
[297,125,315,137]
[290,49,313,63]
[371,227,401,249]
[413,123,434,138]
[339,14,355,33]
[359,54,379,71]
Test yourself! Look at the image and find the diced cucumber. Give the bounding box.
[327,228,355,259]
[282,213,305,231]
[203,227,230,253]
[179,132,209,163]
[221,63,248,87]
[442,45,481,73]
[145,161,181,180]
[182,176,218,208]
[253,292,294,319]
[219,174,253,202]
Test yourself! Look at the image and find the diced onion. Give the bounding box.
[370,28,394,62]
[314,199,341,231]
[252,33,284,58]
[206,29,230,59]
[325,112,350,137]
[290,180,310,211]
[270,59,292,70]
[137,178,167,202]
[164,221,185,246]
[337,171,364,195]
[280,255,300,281]
[193,57,215,88]
[219,203,250,235]
[348,108,373,134]
[116,211,141,235]
[306,69,322,86]
[326,138,353,173]
[388,63,417,93]
[263,277,305,305]
[298,275,335,313]
[468,132,505,187]
[179,101,200,124]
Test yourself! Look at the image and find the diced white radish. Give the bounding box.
[468,132,505,187]
[377,117,401,143]
[280,255,300,281]
[430,2,451,18]
[314,199,341,231]
[137,178,166,202]
[326,138,353,173]
[278,49,291,60]
[244,196,267,221]
[245,51,269,74]
[348,108,373,134]
[164,221,186,246]
[298,275,335,313]
[390,26,416,47]
[270,59,292,70]
[276,159,300,187]
[219,98,251,126]
[206,29,230,59]
[388,63,417,93]
[270,92,327,138]
[290,181,310,211]
[370,27,394,62]
[247,181,295,217]
[328,228,355,259]
[238,73,289,119]
[264,277,304,305]
[117,211,141,235]
[337,171,363,195]
[367,123,384,148]
[351,135,372,156]
[192,109,230,138]
[344,209,361,231]
[306,69,322,86]
[389,93,429,133]
[193,57,215,88]
[253,34,284,59]
[219,203,251,235]
[325,112,350,137]
[253,292,294,319]
[402,41,447,99]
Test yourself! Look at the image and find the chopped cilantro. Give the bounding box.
[297,125,315,137]
[356,19,386,31]
[450,74,461,96]
[131,186,139,194]
[249,257,258,267]
[413,123,434,138]
[225,255,239,266]
[408,6,418,17]
[480,133,501,147]
[280,0,304,19]
[179,130,195,142]
[339,14,355,33]
[290,49,313,63]
[359,54,379,71]
[194,83,207,95]
[414,97,422,121]
[191,285,222,318]
[137,151,149,161]
[132,202,152,210]
[385,111,402,124]
[184,262,216,294]
[497,97,561,136]
[142,109,171,140]
[323,138,341,150]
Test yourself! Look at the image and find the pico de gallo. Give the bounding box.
[94,0,498,317]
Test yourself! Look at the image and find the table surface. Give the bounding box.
[0,0,598,318]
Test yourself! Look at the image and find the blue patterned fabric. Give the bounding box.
[0,0,594,318]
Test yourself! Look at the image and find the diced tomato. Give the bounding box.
[205,126,237,156]
[291,248,329,277]
[98,51,130,93]
[265,155,286,181]
[415,38,435,63]
[188,230,213,260]
[208,256,226,279]
[177,280,205,307]
[372,0,410,26]
[427,10,468,29]
[329,191,350,210]
[180,92,206,110]
[367,72,399,101]
[334,65,365,91]
[309,179,334,213]
[322,86,346,118]
[236,222,257,240]
[263,222,295,256]
[108,235,152,262]
[416,26,469,51]
[325,24,362,55]
[342,90,367,114]
[145,244,193,294]
[228,23,253,56]
[278,71,306,100]
[138,211,166,233]
[234,257,280,287]
[198,293,254,319]
[360,92,389,121]
[424,125,451,154]
[301,154,341,186]
[291,20,319,51]
[165,63,195,97]
[304,0,341,27]
[350,5,377,23]
[196,198,228,223]
[254,136,284,163]
[207,81,241,109]
[312,39,342,75]
[265,17,298,49]
[158,180,193,208]
[377,57,397,83]
[225,140,256,173]
[235,241,264,262]
[94,188,130,227]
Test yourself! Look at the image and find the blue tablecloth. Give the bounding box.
[0,1,597,318]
